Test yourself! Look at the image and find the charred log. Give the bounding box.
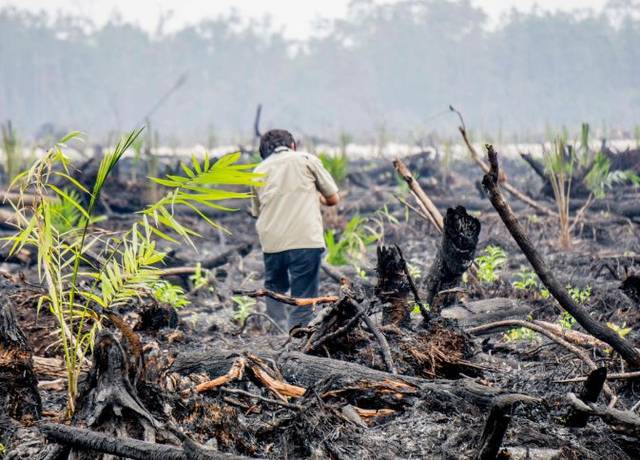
[424,206,480,313]
[171,349,506,410]
[0,289,41,421]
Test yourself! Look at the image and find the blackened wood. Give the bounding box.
[475,394,539,460]
[482,145,640,368]
[620,274,640,304]
[566,367,607,428]
[0,290,41,420]
[376,245,412,326]
[424,206,480,312]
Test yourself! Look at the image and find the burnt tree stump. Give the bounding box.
[376,245,412,326]
[0,291,41,421]
[566,367,607,428]
[424,206,480,312]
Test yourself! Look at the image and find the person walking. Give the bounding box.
[251,129,340,329]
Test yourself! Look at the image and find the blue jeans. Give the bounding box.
[263,248,323,329]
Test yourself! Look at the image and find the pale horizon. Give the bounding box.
[0,0,612,39]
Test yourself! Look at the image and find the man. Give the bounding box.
[251,129,340,329]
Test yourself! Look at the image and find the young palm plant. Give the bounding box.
[6,129,262,414]
[543,137,575,249]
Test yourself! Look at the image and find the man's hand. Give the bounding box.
[319,193,340,207]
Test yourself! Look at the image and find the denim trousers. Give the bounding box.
[263,248,323,329]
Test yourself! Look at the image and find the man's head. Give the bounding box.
[259,129,295,159]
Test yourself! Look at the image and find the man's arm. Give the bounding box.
[319,193,340,206]
[250,187,260,217]
[308,155,340,207]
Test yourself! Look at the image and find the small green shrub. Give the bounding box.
[232,295,256,323]
[567,285,591,305]
[152,281,189,308]
[512,268,538,291]
[559,310,576,330]
[504,327,538,342]
[475,245,507,283]
[324,215,380,266]
[189,263,209,290]
[319,151,348,185]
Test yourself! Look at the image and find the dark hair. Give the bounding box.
[259,129,295,159]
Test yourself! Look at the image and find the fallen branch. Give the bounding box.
[466,319,614,399]
[555,371,640,383]
[451,106,556,217]
[40,423,249,460]
[566,392,640,437]
[393,158,444,231]
[234,289,339,307]
[481,144,640,368]
[356,303,397,374]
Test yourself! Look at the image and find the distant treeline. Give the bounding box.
[1,0,639,144]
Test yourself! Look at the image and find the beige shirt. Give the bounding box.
[251,147,339,253]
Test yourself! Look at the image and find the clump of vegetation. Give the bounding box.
[475,245,507,283]
[504,326,539,343]
[189,263,210,291]
[568,284,591,305]
[559,310,576,330]
[152,281,189,308]
[512,267,549,299]
[232,295,256,323]
[6,129,262,413]
[319,151,349,185]
[512,268,537,291]
[324,215,381,266]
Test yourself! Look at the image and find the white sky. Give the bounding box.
[0,0,611,39]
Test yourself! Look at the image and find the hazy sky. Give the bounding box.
[0,0,611,39]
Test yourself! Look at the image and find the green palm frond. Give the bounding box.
[143,151,263,242]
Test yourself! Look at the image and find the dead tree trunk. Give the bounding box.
[482,145,640,368]
[0,292,41,421]
[376,246,412,326]
[424,206,480,313]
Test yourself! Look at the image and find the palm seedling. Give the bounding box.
[543,137,575,249]
[319,151,349,186]
[6,128,263,414]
